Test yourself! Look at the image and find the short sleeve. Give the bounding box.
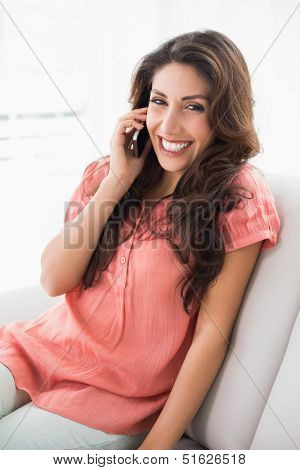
[64,155,110,223]
[218,163,281,253]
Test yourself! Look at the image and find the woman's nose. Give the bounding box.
[159,109,182,134]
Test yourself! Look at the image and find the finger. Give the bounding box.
[119,110,147,122]
[119,119,144,135]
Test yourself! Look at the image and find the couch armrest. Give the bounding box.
[0,284,64,326]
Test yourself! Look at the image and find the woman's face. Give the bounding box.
[146,63,214,187]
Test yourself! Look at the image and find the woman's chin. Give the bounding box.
[156,155,188,172]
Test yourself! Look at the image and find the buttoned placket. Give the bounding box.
[114,200,146,288]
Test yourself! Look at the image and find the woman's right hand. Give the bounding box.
[106,107,152,192]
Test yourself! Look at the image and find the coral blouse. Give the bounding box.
[0,156,281,435]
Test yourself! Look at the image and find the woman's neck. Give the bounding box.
[145,173,179,199]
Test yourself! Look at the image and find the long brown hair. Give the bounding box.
[65,30,260,317]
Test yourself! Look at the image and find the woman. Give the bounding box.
[0,30,280,450]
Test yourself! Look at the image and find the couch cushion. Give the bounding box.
[250,309,300,449]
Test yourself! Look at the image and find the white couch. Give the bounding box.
[0,170,299,450]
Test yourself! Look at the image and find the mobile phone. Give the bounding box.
[128,125,149,158]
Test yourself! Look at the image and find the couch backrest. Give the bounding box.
[185,171,300,449]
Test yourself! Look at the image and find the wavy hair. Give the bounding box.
[65,29,260,317]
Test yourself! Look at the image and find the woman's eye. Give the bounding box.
[150,98,205,112]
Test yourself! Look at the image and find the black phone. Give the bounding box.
[128,125,149,158]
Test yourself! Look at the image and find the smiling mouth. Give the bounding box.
[157,135,193,155]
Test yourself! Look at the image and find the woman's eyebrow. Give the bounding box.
[151,88,209,101]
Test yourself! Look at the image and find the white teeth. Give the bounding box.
[161,138,191,152]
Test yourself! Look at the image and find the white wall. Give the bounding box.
[0,0,299,293]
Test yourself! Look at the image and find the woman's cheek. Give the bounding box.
[146,115,155,131]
